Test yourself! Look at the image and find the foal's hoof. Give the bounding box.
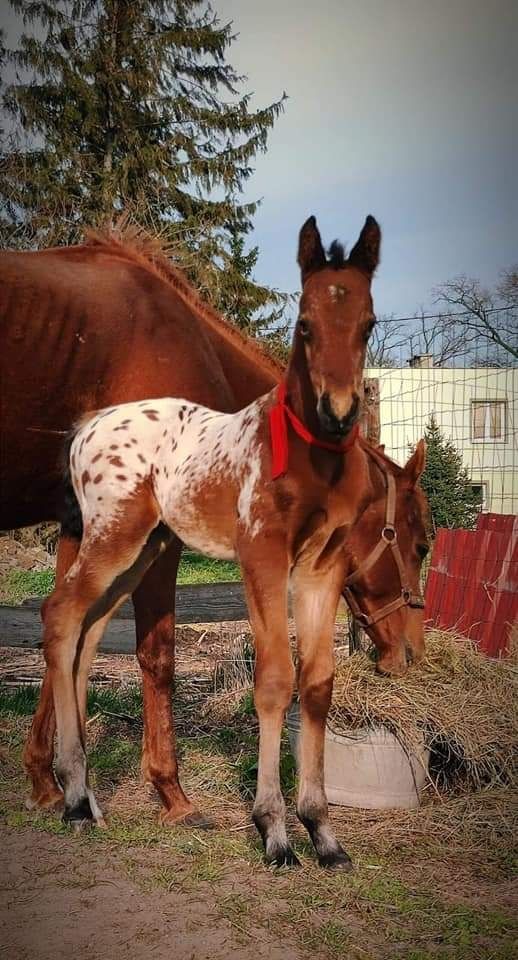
[265,845,301,869]
[318,849,354,871]
[25,785,64,812]
[160,808,216,831]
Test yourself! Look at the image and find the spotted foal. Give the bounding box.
[43,215,382,868]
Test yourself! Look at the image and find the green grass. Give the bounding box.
[0,683,143,719]
[177,550,241,584]
[0,568,55,604]
[0,550,241,604]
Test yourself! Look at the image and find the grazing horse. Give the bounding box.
[41,230,428,868]
[1,216,427,835]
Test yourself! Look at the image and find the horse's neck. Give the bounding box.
[202,325,280,409]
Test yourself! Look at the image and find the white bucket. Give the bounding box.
[286,704,429,810]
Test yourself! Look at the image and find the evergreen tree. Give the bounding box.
[1,0,288,330]
[418,415,482,532]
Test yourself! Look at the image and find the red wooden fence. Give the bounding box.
[424,514,518,657]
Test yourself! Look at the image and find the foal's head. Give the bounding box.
[343,441,430,677]
[293,215,381,439]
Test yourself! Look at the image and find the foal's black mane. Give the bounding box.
[327,240,346,269]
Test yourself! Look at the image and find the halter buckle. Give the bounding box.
[401,588,411,603]
[381,525,397,543]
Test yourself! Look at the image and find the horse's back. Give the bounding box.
[0,246,234,528]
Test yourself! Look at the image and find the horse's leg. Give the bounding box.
[24,535,79,810]
[46,496,161,826]
[291,564,353,870]
[239,536,297,866]
[132,536,206,826]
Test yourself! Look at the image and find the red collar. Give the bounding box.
[269,380,360,479]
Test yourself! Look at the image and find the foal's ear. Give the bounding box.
[348,215,381,277]
[403,439,426,486]
[298,215,326,284]
[377,443,385,454]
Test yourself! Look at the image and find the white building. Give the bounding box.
[365,358,517,514]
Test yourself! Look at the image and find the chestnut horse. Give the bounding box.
[42,272,427,868]
[0,217,427,840]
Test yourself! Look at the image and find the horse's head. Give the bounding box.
[294,214,381,439]
[343,440,429,677]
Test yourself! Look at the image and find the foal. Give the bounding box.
[43,215,382,868]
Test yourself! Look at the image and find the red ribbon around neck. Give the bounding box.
[269,380,360,479]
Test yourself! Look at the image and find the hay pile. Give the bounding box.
[330,629,518,791]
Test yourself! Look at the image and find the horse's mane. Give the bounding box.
[361,437,429,521]
[83,222,284,380]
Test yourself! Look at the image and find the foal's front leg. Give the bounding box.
[239,536,297,866]
[292,563,353,870]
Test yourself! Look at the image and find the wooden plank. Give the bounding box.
[0,581,251,655]
[360,378,380,446]
[0,605,137,655]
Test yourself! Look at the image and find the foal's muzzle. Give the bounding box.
[318,392,360,438]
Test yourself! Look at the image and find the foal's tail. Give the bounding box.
[59,413,95,542]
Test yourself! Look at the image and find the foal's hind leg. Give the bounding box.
[292,563,352,870]
[24,535,80,810]
[46,495,161,826]
[133,537,209,827]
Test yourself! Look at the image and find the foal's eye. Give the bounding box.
[299,318,311,340]
[417,543,429,560]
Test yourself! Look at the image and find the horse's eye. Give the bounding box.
[299,318,311,340]
[417,543,429,559]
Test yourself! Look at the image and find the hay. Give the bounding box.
[330,629,518,791]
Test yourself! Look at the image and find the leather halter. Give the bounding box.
[269,380,360,480]
[342,455,425,627]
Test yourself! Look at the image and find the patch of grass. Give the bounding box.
[0,549,240,605]
[0,684,41,716]
[177,550,241,584]
[0,682,143,719]
[0,568,54,604]
[89,736,140,781]
[88,684,143,718]
[235,737,296,800]
[301,919,351,957]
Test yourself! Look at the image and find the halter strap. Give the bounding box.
[269,380,360,479]
[343,454,425,627]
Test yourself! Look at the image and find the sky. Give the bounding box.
[215,0,517,317]
[2,1,516,319]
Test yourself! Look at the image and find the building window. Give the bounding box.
[470,483,487,512]
[472,401,507,441]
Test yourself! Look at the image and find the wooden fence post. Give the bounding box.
[349,378,381,655]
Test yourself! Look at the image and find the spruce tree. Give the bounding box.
[1,0,288,331]
[418,415,482,532]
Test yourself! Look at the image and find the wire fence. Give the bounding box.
[366,310,517,516]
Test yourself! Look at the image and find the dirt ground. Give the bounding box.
[1,639,517,960]
[1,826,304,960]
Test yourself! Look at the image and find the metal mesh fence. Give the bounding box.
[365,308,517,516]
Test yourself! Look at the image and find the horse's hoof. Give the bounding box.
[25,787,64,812]
[318,850,353,871]
[182,811,216,830]
[265,845,301,868]
[159,808,216,830]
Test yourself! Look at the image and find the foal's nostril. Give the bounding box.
[318,392,360,437]
[321,393,333,419]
